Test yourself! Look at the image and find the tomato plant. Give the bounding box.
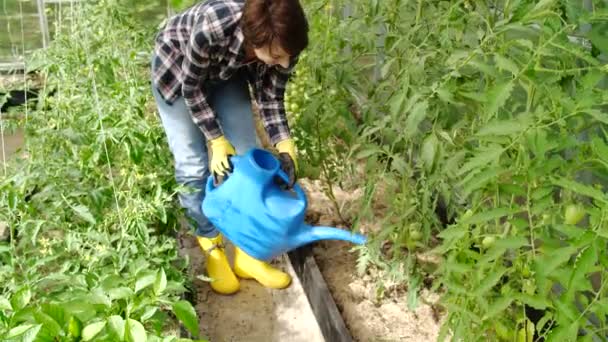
[294,0,608,339]
[0,0,203,340]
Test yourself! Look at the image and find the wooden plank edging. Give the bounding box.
[287,245,353,342]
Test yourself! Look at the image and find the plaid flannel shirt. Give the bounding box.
[152,0,295,145]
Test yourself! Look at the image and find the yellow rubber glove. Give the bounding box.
[276,138,298,188]
[209,135,236,177]
[276,138,298,170]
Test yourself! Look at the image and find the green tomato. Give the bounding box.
[564,204,585,225]
[482,236,496,249]
[410,230,422,241]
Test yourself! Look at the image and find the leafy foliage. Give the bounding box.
[0,0,204,340]
[293,0,608,339]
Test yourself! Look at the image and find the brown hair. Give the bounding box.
[241,0,309,57]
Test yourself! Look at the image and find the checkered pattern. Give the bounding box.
[152,0,295,145]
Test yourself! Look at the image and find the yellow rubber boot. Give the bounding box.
[196,235,240,295]
[233,247,291,289]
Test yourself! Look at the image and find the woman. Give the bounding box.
[151,0,308,295]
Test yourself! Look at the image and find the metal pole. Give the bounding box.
[36,0,50,49]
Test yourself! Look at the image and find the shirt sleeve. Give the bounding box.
[181,14,222,141]
[258,57,298,146]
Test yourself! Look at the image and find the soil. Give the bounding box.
[177,231,325,342]
[301,178,444,342]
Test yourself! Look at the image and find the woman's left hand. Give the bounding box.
[276,138,298,189]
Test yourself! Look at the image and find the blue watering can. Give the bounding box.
[201,148,367,261]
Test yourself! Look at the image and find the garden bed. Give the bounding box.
[300,179,445,341]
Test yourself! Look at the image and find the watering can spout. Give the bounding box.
[291,224,367,249]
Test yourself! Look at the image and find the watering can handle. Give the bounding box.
[276,169,308,207]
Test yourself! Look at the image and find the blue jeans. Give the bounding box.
[151,69,258,238]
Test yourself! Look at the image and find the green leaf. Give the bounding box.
[72,204,96,225]
[101,275,124,291]
[552,224,584,239]
[494,54,519,75]
[109,287,134,300]
[554,298,579,324]
[389,89,407,117]
[484,297,513,320]
[486,80,514,115]
[474,268,506,296]
[420,133,438,171]
[531,186,553,201]
[458,146,503,176]
[34,311,63,337]
[535,312,553,333]
[437,224,467,240]
[126,319,147,342]
[172,300,199,337]
[591,136,608,164]
[546,321,578,342]
[6,324,42,341]
[446,260,475,274]
[436,86,455,104]
[515,293,551,310]
[476,119,527,136]
[524,0,556,19]
[107,315,125,341]
[63,299,96,322]
[355,146,383,159]
[588,23,608,54]
[154,268,167,296]
[404,100,428,139]
[460,207,521,225]
[535,247,575,277]
[11,287,31,311]
[0,296,12,310]
[584,109,608,125]
[89,289,111,307]
[470,59,498,77]
[140,306,158,321]
[407,275,420,310]
[551,177,608,204]
[381,58,396,79]
[479,246,507,264]
[567,244,597,293]
[460,166,504,196]
[135,272,157,293]
[494,236,528,249]
[68,316,83,338]
[82,321,106,341]
[29,221,45,246]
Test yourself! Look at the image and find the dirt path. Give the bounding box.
[177,232,325,342]
[301,179,443,342]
